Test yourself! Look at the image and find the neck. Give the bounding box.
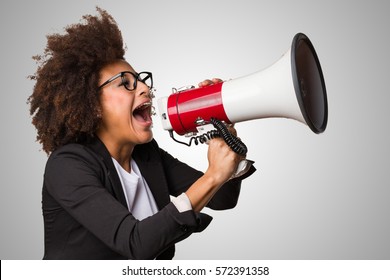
[97,132,135,173]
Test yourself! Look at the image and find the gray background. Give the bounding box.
[1,0,389,259]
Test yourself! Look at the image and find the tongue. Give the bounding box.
[133,109,151,123]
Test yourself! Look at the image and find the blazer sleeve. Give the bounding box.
[155,142,256,210]
[44,144,211,260]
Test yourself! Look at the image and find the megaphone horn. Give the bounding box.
[157,33,328,143]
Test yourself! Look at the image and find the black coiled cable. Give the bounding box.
[169,118,248,156]
[209,118,247,156]
[188,129,220,146]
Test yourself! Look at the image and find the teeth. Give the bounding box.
[135,102,152,110]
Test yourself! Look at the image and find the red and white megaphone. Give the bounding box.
[157,33,328,148]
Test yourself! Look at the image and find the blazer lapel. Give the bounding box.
[87,138,171,211]
[133,142,171,210]
[87,138,128,208]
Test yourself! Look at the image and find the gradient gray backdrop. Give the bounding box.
[1,0,389,259]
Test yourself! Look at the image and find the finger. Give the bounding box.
[198,78,223,87]
[211,78,223,84]
[198,79,213,87]
[226,123,235,128]
[227,125,237,137]
[228,128,237,137]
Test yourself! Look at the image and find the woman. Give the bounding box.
[28,7,255,259]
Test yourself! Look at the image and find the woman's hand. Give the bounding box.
[185,134,243,212]
[205,137,243,184]
[198,78,223,88]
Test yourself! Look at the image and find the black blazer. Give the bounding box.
[42,137,255,259]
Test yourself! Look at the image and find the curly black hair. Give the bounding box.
[28,7,125,154]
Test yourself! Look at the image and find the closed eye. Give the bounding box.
[119,77,131,88]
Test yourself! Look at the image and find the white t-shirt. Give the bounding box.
[112,158,193,220]
[112,158,159,220]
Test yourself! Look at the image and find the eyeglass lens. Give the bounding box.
[121,72,152,91]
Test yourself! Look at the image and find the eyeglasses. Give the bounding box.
[98,71,153,91]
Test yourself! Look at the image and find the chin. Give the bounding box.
[139,131,154,144]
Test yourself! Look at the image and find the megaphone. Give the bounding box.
[157,33,328,148]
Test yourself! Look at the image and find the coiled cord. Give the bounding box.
[168,118,248,156]
[209,118,247,156]
[188,129,220,146]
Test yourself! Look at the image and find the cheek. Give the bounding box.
[101,94,132,120]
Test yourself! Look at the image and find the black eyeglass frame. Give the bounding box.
[98,71,153,91]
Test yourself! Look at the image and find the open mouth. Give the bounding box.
[133,101,153,124]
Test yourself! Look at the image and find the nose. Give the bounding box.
[136,80,150,97]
